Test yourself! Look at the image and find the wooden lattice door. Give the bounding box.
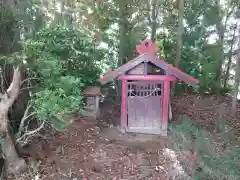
[127,81,163,134]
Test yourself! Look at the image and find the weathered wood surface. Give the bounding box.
[127,81,163,134]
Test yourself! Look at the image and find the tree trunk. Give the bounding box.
[224,55,233,87]
[214,0,233,98]
[147,0,158,42]
[175,0,184,68]
[232,38,240,114]
[118,0,128,67]
[172,0,184,92]
[224,25,237,87]
[2,130,26,175]
[66,0,74,25]
[117,0,128,100]
[0,0,27,175]
[0,67,27,175]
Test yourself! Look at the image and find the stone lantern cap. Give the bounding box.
[83,86,101,97]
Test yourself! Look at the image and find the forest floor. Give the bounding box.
[8,94,240,180]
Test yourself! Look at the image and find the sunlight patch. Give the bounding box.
[163,148,187,179]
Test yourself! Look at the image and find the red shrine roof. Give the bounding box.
[99,39,199,85]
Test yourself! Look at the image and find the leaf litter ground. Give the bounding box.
[8,94,240,180]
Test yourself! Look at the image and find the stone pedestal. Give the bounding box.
[82,86,101,119]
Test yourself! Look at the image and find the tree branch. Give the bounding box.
[18,103,34,133]
[16,120,46,144]
[223,6,236,30]
[155,6,159,18]
[152,0,157,20]
[0,67,4,93]
[146,0,152,24]
[5,67,21,108]
[20,77,41,86]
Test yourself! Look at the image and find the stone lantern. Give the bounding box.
[82,86,101,119]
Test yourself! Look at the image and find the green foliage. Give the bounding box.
[171,116,240,179]
[14,0,45,39]
[156,0,240,96]
[32,80,82,120]
[22,25,104,130]
[51,116,71,132]
[25,25,103,79]
[0,7,17,31]
[158,30,233,96]
[0,6,19,54]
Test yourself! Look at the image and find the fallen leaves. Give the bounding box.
[172,94,240,134]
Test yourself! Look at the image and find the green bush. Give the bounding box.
[22,25,105,131]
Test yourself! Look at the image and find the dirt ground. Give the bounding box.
[8,94,240,180]
[13,118,176,180]
[43,120,175,180]
[172,94,240,134]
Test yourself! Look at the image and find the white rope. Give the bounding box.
[128,87,161,98]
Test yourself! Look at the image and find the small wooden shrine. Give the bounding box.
[99,40,199,136]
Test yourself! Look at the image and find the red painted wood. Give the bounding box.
[159,60,199,84]
[100,70,116,80]
[118,75,176,81]
[98,40,200,136]
[136,39,157,55]
[99,52,199,85]
[128,81,162,85]
[121,80,127,130]
[162,80,170,133]
[98,56,145,84]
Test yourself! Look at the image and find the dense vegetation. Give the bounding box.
[0,0,239,178]
[171,116,240,179]
[24,26,103,130]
